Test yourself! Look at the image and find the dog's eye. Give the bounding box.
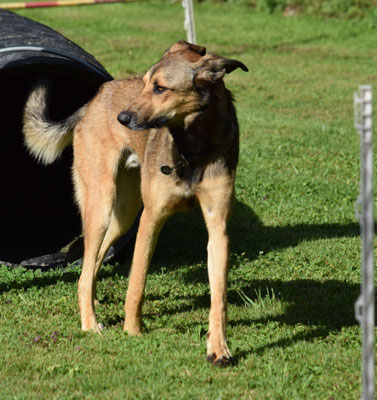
[153,85,168,94]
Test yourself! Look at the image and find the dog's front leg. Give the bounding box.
[198,178,234,366]
[124,208,166,335]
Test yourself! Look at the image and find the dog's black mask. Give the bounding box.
[118,111,169,131]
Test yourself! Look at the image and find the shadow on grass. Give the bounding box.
[148,279,359,332]
[145,278,359,363]
[1,199,360,290]
[1,199,362,361]
[145,200,361,362]
[229,278,360,350]
[228,278,360,362]
[149,199,360,271]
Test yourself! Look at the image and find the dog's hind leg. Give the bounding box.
[77,179,116,333]
[93,166,142,300]
[77,162,142,332]
[197,176,235,367]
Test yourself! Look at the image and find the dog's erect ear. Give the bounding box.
[164,40,206,56]
[195,55,248,83]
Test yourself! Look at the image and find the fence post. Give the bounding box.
[354,85,375,400]
[182,0,196,44]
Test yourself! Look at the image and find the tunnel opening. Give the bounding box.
[0,9,116,266]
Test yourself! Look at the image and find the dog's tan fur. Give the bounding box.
[23,40,247,366]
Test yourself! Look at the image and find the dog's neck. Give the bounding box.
[169,117,210,164]
[169,84,232,164]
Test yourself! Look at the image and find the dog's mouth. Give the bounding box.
[117,111,169,131]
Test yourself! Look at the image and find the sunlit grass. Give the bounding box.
[1,2,376,399]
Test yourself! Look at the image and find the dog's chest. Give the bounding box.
[143,131,204,197]
[147,158,202,197]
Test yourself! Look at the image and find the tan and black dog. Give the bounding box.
[23,40,248,366]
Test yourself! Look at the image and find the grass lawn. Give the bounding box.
[1,1,377,399]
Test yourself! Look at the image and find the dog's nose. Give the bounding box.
[117,111,133,127]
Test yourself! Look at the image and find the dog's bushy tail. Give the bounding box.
[23,81,87,165]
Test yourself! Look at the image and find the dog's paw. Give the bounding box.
[123,318,143,336]
[123,324,142,336]
[206,332,233,367]
[81,319,104,334]
[207,352,234,367]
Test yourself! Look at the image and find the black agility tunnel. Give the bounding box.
[0,9,138,267]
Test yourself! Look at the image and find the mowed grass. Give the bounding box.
[1,2,377,399]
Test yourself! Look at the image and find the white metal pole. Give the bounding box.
[182,0,196,44]
[354,85,375,400]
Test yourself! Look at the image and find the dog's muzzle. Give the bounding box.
[117,111,135,128]
[118,111,169,131]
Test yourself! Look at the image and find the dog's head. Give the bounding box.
[117,40,248,131]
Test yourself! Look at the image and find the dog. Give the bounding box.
[23,40,248,366]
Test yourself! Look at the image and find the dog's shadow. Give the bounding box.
[151,199,361,270]
[1,200,362,361]
[227,278,359,360]
[137,200,361,362]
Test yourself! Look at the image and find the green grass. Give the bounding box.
[243,0,377,18]
[1,2,377,399]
